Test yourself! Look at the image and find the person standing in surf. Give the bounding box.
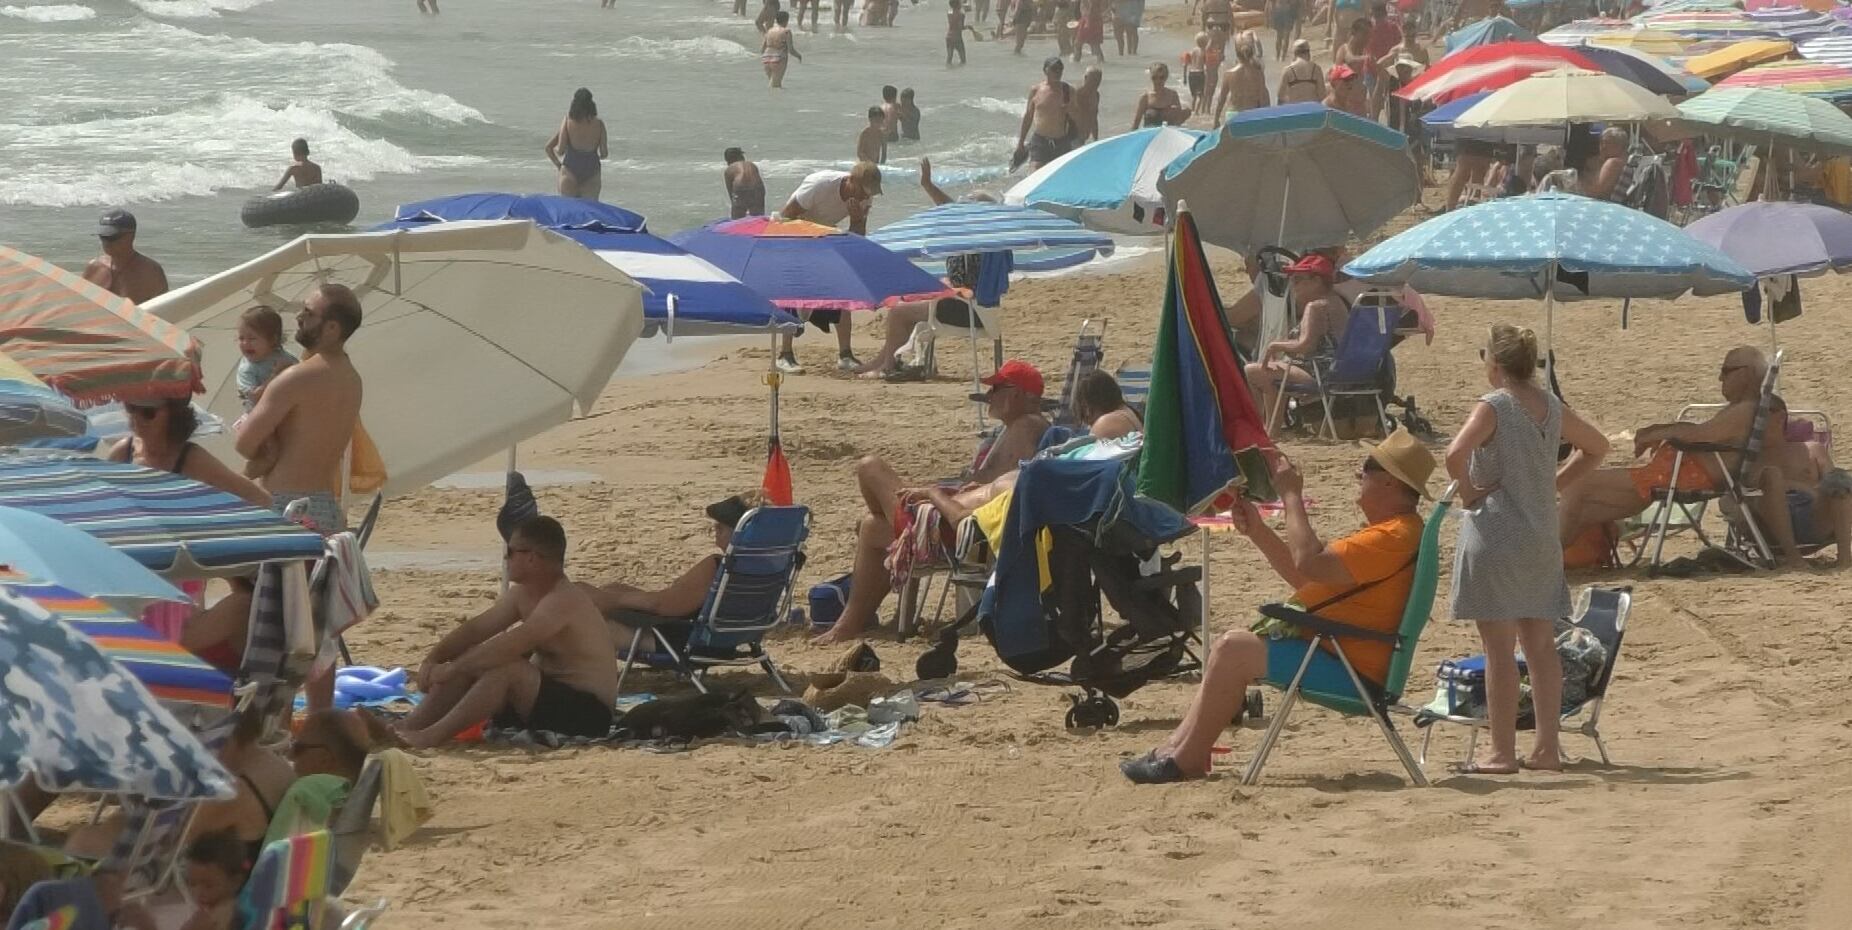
[762,12,803,88]
[545,88,607,201]
[1012,56,1077,170]
[723,147,766,218]
[83,210,168,305]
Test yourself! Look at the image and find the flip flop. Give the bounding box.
[1451,760,1520,776]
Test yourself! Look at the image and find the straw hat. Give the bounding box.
[1361,426,1436,500]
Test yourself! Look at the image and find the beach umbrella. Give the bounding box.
[145,221,645,499]
[1686,201,1852,276]
[0,350,87,444]
[1716,59,1852,99]
[1742,6,1852,42]
[381,193,796,338]
[1634,10,1780,40]
[869,202,1115,264]
[0,585,233,802]
[1158,104,1420,255]
[1540,19,1637,46]
[1394,42,1602,105]
[1677,86,1852,154]
[669,217,955,311]
[1003,126,1208,234]
[7,582,233,710]
[0,505,186,611]
[1452,68,1682,131]
[0,452,324,578]
[1445,16,1534,56]
[1590,27,1694,56]
[1746,0,1839,11]
[0,247,202,408]
[1575,44,1708,96]
[1797,34,1852,66]
[1135,202,1275,514]
[1683,38,1796,78]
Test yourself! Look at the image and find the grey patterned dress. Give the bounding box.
[1451,389,1572,622]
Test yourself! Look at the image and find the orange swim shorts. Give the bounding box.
[1629,444,1719,500]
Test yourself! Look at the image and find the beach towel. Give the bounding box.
[264,775,351,847]
[973,251,1014,309]
[310,532,377,678]
[347,420,387,496]
[885,501,951,588]
[247,559,316,684]
[375,749,432,851]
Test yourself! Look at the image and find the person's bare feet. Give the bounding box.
[1521,749,1564,772]
[1456,755,1519,775]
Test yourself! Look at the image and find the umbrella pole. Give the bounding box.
[500,445,518,593]
[1267,176,1292,436]
[1544,261,1556,386]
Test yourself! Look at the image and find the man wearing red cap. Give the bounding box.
[1244,253,1350,436]
[813,359,1050,645]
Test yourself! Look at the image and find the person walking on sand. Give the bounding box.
[724,147,766,218]
[1445,325,1609,776]
[545,88,607,201]
[84,210,168,305]
[271,138,322,191]
[762,12,803,88]
[1277,38,1325,104]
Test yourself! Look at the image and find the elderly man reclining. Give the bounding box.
[811,360,1050,645]
[1557,346,1776,557]
[1756,394,1852,568]
[1121,430,1436,783]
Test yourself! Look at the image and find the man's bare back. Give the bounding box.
[973,412,1050,483]
[509,579,618,707]
[82,252,168,305]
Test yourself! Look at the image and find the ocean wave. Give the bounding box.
[126,0,273,17]
[608,35,754,61]
[959,96,1024,116]
[755,136,1014,187]
[0,96,480,207]
[0,3,94,20]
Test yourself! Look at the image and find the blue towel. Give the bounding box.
[973,251,1014,308]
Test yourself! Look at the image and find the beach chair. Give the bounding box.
[1274,302,1397,440]
[1414,586,1633,768]
[1640,352,1782,573]
[108,799,199,904]
[613,505,810,696]
[6,882,104,930]
[913,296,1004,380]
[895,512,996,641]
[328,755,384,896]
[241,830,372,930]
[1112,363,1150,418]
[1240,486,1454,787]
[1049,320,1105,426]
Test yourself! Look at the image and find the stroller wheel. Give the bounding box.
[915,643,958,681]
[1064,694,1119,730]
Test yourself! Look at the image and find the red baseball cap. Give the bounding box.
[980,359,1045,397]
[1285,254,1336,280]
[1328,63,1356,82]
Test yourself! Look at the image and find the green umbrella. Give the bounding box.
[1676,86,1852,155]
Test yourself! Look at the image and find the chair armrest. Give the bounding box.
[1664,439,1738,455]
[1259,603,1398,643]
[1133,566,1202,590]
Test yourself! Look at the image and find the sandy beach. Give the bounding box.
[341,183,1852,928]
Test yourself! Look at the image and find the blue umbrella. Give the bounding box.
[0,506,186,611]
[380,194,796,336]
[0,585,234,802]
[1159,104,1419,254]
[1445,16,1534,56]
[0,379,87,444]
[1003,126,1207,234]
[869,202,1115,262]
[668,216,954,311]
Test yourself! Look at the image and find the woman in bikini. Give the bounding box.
[1129,62,1188,130]
[545,87,608,201]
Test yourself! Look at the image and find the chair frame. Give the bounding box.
[1274,300,1398,440]
[1641,352,1783,573]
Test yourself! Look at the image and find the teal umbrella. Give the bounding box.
[0,506,187,612]
[1676,86,1852,155]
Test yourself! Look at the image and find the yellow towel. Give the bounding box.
[1822,158,1852,208]
[970,490,1053,592]
[375,748,432,851]
[347,420,388,495]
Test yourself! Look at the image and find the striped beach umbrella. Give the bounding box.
[1004,126,1208,234]
[1590,27,1694,56]
[1394,42,1602,104]
[0,350,88,443]
[1634,10,1780,40]
[669,217,955,311]
[1576,44,1707,95]
[1678,85,1852,153]
[1798,34,1852,66]
[1742,7,1852,42]
[0,248,202,408]
[1540,19,1635,46]
[10,582,234,710]
[0,451,325,577]
[1717,59,1852,99]
[1683,38,1797,79]
[869,202,1114,267]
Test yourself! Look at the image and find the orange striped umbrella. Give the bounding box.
[0,247,202,407]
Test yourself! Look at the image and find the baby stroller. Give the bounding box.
[914,459,1205,728]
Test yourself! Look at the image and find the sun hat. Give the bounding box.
[1362,426,1436,500]
[1284,253,1335,280]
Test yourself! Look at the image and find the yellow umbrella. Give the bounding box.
[1685,40,1795,81]
[1591,28,1692,58]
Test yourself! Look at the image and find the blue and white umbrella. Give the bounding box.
[0,378,86,444]
[1004,126,1206,235]
[869,202,1114,270]
[1159,103,1419,254]
[1445,16,1534,56]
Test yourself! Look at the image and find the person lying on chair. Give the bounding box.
[581,493,757,645]
[1243,253,1351,436]
[812,360,1049,645]
[1075,369,1141,441]
[1557,346,1766,555]
[1754,395,1851,569]
[398,516,617,746]
[1121,430,1435,784]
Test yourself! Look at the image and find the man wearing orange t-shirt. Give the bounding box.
[1122,429,1434,784]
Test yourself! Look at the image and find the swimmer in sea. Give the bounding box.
[757,0,782,32]
[857,106,889,163]
[1072,66,1103,143]
[898,88,921,140]
[723,147,766,218]
[946,0,980,66]
[271,138,322,192]
[762,11,803,88]
[416,0,438,11]
[880,85,902,145]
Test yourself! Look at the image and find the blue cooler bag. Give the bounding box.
[808,573,852,629]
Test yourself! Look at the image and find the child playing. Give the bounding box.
[1184,32,1209,113]
[857,106,889,163]
[235,304,297,479]
[898,88,922,140]
[180,830,249,930]
[946,0,980,66]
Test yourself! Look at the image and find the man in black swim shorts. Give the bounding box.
[1013,56,1078,171]
[398,516,619,747]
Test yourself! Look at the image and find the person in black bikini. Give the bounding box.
[109,398,270,508]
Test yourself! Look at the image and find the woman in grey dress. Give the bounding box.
[1446,325,1609,774]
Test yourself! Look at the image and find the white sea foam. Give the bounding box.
[960,96,1024,116]
[0,3,94,21]
[608,35,755,61]
[126,0,273,18]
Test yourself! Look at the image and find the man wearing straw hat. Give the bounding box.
[1122,430,1435,784]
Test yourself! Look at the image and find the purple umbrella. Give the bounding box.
[1685,201,1852,276]
[667,216,955,311]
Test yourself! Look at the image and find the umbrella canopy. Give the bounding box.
[1716,59,1852,99]
[1746,0,1839,11]
[1590,27,1694,55]
[1540,19,1637,46]
[1158,104,1420,254]
[1343,192,1754,300]
[1634,10,1780,40]
[668,217,955,310]
[0,247,202,408]
[869,202,1115,262]
[1395,42,1602,104]
[1453,68,1682,129]
[0,585,233,802]
[1003,126,1208,234]
[145,221,645,499]
[1576,43,1708,96]
[9,582,233,710]
[0,452,325,577]
[1683,39,1796,78]
[0,505,186,610]
[1798,34,1852,66]
[1685,201,1852,276]
[1445,16,1535,55]
[0,350,88,444]
[1742,6,1852,42]
[1421,91,1562,143]
[1677,85,1852,153]
[379,193,794,337]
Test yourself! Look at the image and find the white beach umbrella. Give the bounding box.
[144,221,644,498]
[1453,67,1682,129]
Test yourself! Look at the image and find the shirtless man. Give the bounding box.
[812,360,1051,644]
[82,210,168,305]
[1072,67,1104,144]
[723,147,766,218]
[1558,347,1767,548]
[1013,57,1077,171]
[857,106,889,163]
[762,11,803,88]
[1579,127,1629,201]
[1276,38,1325,105]
[880,85,902,145]
[1752,395,1851,568]
[271,138,323,192]
[398,516,617,747]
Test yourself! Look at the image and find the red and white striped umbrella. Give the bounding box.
[1394,41,1602,104]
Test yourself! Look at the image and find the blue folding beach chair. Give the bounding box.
[1280,301,1398,440]
[614,505,811,696]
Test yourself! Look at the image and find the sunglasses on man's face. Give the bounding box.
[1720,364,1749,378]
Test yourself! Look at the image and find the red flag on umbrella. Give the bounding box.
[762,436,793,506]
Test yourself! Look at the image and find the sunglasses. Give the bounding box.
[1356,456,1387,480]
[1720,364,1749,377]
[127,405,161,420]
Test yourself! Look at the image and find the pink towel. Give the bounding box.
[140,578,205,641]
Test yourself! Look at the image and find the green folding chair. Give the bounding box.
[1241,488,1454,787]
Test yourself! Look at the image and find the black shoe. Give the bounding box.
[1120,751,1191,785]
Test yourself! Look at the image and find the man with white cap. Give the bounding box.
[1122,430,1436,783]
[81,209,168,305]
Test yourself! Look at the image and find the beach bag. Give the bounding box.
[808,573,852,629]
[1434,655,1489,718]
[614,688,762,741]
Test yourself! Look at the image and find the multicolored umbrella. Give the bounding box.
[0,349,88,443]
[1677,85,1852,154]
[668,217,954,311]
[1717,59,1852,99]
[1135,204,1274,512]
[0,505,186,611]
[1004,126,1208,234]
[869,202,1115,265]
[1394,42,1602,104]
[0,451,325,577]
[1742,6,1851,42]
[8,582,233,710]
[1682,38,1796,78]
[1633,10,1779,40]
[0,247,202,408]
[1576,43,1708,95]
[1453,68,1681,129]
[0,584,233,801]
